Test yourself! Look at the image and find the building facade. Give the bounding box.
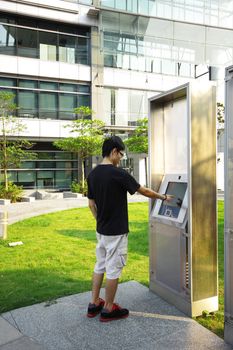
[0,0,231,190]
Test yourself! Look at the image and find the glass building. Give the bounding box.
[0,0,231,189]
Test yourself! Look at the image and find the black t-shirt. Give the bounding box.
[87,164,140,235]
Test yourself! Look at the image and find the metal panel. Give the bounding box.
[190,83,217,302]
[151,222,186,293]
[149,82,217,317]
[224,66,233,346]
[163,99,188,174]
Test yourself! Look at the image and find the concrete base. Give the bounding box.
[20,197,35,203]
[225,319,233,347]
[63,192,83,198]
[150,280,218,317]
[0,199,11,206]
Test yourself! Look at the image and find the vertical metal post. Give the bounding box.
[224,66,233,347]
[0,211,8,240]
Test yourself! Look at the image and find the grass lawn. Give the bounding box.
[0,201,224,337]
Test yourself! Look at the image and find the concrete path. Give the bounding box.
[1,191,223,225]
[1,194,148,225]
[1,281,231,350]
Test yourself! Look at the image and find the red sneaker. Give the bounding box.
[87,298,105,318]
[100,303,129,322]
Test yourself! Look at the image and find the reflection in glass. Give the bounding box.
[59,93,77,120]
[17,28,38,58]
[37,161,56,168]
[59,34,76,64]
[56,170,72,188]
[0,24,16,55]
[39,31,57,61]
[76,37,89,64]
[39,92,57,119]
[78,94,90,107]
[18,171,36,183]
[18,91,37,118]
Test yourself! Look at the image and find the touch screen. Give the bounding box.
[158,182,187,219]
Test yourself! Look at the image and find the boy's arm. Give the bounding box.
[88,199,97,220]
[137,186,173,201]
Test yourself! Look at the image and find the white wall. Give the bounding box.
[8,118,77,139]
[0,55,91,82]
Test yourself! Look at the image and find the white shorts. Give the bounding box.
[94,232,128,280]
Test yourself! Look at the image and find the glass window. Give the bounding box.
[8,171,17,182]
[101,0,115,8]
[0,14,16,24]
[79,0,93,5]
[78,95,90,107]
[37,161,56,168]
[39,31,57,61]
[59,34,76,64]
[138,0,149,15]
[37,152,55,160]
[18,171,36,183]
[55,170,72,188]
[17,28,38,58]
[18,90,37,118]
[76,37,89,64]
[59,93,77,120]
[0,24,16,55]
[56,161,73,169]
[39,92,57,119]
[59,23,90,36]
[17,17,37,28]
[0,77,15,86]
[20,161,35,169]
[117,0,126,10]
[60,83,76,92]
[40,81,58,90]
[37,170,54,188]
[19,80,37,88]
[55,152,72,160]
[37,170,53,178]
[78,85,90,93]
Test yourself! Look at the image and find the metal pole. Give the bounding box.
[224,66,233,346]
[0,211,8,240]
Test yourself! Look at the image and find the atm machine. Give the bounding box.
[149,82,218,317]
[224,66,233,346]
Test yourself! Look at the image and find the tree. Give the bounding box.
[124,118,148,186]
[54,107,105,193]
[217,102,225,136]
[0,91,36,191]
[125,118,148,154]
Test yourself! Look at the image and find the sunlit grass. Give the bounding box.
[0,201,224,337]
[0,203,149,313]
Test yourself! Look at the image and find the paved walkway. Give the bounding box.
[0,282,232,350]
[1,194,148,225]
[1,192,223,225]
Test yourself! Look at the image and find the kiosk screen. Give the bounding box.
[158,182,187,219]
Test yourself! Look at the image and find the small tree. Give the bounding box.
[125,118,148,154]
[54,107,105,193]
[125,118,148,185]
[0,91,37,192]
[217,102,225,136]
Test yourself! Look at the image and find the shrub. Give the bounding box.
[71,179,87,196]
[0,182,23,203]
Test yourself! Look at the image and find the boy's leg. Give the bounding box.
[91,272,104,304]
[104,278,119,311]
